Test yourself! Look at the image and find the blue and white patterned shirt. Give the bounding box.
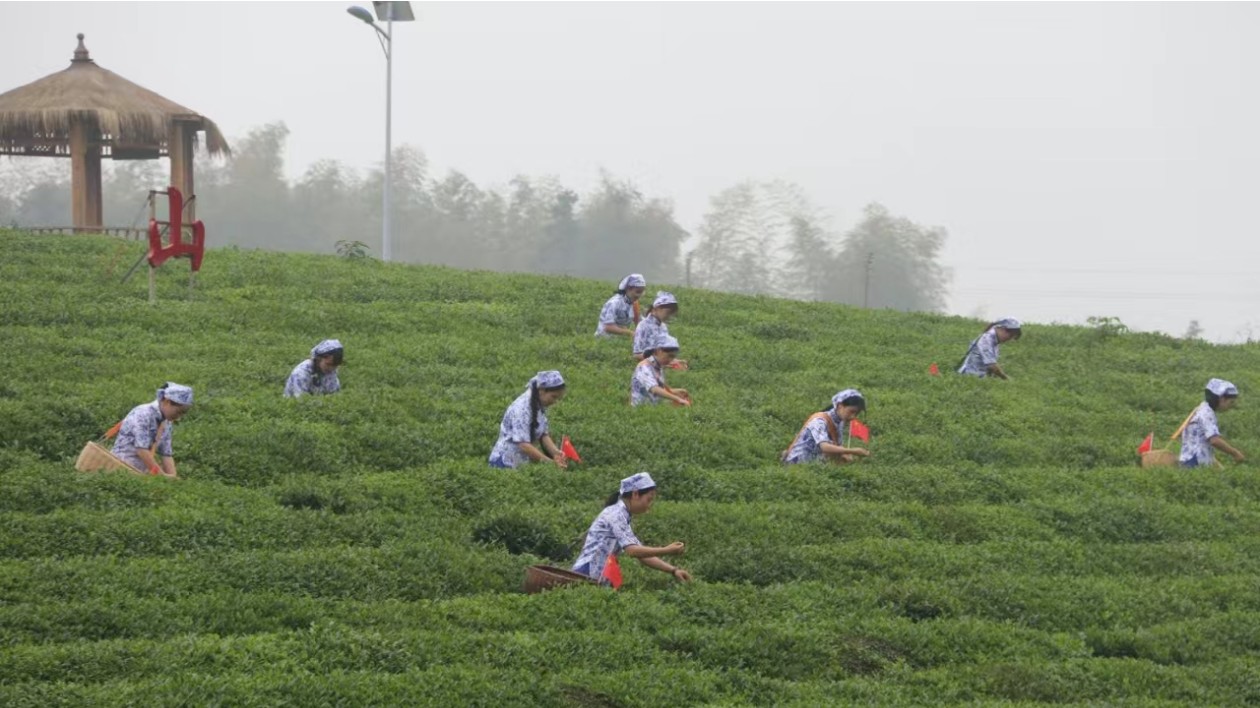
[783,411,844,464]
[284,359,341,398]
[630,359,666,406]
[958,329,1000,376]
[572,500,642,581]
[1179,402,1221,467]
[489,390,549,468]
[595,294,636,337]
[111,401,173,472]
[632,315,669,356]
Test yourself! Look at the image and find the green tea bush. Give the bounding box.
[4,231,1260,704]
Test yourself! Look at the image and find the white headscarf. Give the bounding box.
[1206,378,1239,397]
[618,274,646,290]
[311,339,344,358]
[652,291,678,308]
[831,388,865,409]
[528,370,565,390]
[156,382,194,406]
[619,472,657,495]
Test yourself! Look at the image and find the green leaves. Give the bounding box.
[3,231,1260,704]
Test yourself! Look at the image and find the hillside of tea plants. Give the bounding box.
[2,230,1259,706]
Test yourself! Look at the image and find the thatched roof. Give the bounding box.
[0,34,229,158]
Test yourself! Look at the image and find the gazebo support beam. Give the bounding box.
[169,120,197,221]
[69,121,103,230]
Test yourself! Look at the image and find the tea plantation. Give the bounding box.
[2,230,1259,706]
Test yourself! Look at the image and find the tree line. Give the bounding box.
[0,122,950,311]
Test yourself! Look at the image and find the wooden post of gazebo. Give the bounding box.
[0,34,229,232]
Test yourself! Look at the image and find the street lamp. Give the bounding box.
[346,2,414,262]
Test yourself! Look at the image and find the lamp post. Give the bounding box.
[346,2,414,262]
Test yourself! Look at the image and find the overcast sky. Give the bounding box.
[3,2,1259,342]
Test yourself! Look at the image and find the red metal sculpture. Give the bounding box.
[147,187,205,272]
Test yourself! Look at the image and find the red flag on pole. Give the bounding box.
[929,363,941,376]
[849,419,871,443]
[603,555,623,589]
[561,436,582,463]
[1136,432,1153,455]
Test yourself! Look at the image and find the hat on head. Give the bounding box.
[157,382,194,406]
[831,388,865,410]
[529,370,565,390]
[658,335,680,351]
[311,339,344,358]
[619,472,657,495]
[652,291,678,308]
[1206,378,1239,397]
[994,318,1022,330]
[618,273,646,290]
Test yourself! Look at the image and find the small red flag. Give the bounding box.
[929,363,940,376]
[603,555,623,589]
[1136,432,1153,455]
[561,436,582,463]
[849,418,871,444]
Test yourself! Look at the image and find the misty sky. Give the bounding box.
[3,2,1259,342]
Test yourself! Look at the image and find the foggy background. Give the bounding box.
[2,2,1258,342]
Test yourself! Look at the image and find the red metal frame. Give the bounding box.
[147,187,205,272]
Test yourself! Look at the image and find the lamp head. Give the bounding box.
[346,6,375,24]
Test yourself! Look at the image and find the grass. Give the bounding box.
[1,229,1258,705]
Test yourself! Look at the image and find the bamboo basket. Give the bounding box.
[74,441,137,473]
[522,564,595,594]
[1139,449,1178,469]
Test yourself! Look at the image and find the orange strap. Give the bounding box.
[152,421,167,455]
[1168,406,1199,444]
[782,412,839,460]
[632,300,641,325]
[104,420,123,439]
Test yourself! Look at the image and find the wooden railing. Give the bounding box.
[20,226,148,240]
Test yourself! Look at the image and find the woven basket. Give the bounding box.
[522,564,595,594]
[1140,449,1178,469]
[74,441,136,473]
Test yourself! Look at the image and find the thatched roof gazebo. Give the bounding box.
[0,34,229,230]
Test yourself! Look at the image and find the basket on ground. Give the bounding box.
[523,564,595,594]
[74,441,135,473]
[1140,449,1177,468]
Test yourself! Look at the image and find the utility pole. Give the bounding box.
[862,252,874,308]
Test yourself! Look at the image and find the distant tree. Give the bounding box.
[291,159,369,255]
[691,180,824,297]
[14,179,70,226]
[830,203,950,312]
[533,184,581,276]
[1183,319,1204,340]
[102,161,166,227]
[781,214,837,301]
[573,173,685,284]
[196,122,295,249]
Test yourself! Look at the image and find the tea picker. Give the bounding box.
[1180,379,1245,468]
[633,292,688,369]
[630,335,691,407]
[595,273,647,338]
[75,383,193,478]
[489,370,571,469]
[284,339,345,398]
[782,389,871,465]
[957,318,1022,380]
[570,473,691,587]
